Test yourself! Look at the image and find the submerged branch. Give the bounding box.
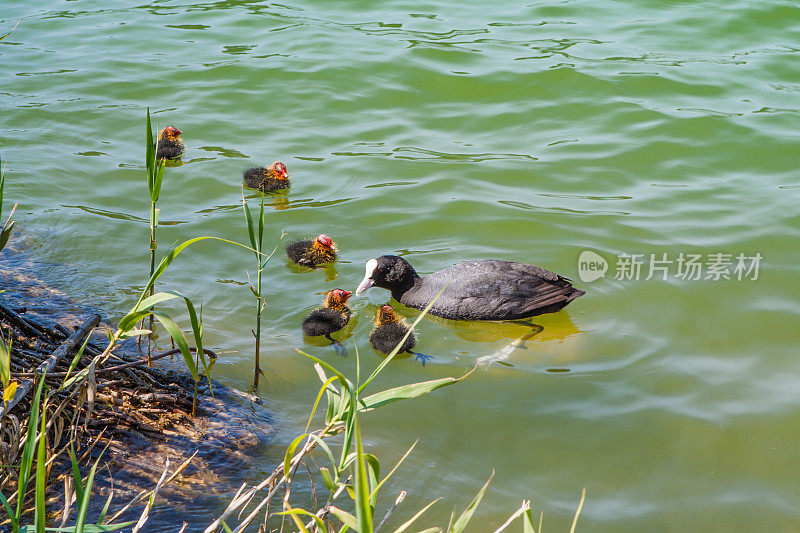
[0,313,100,418]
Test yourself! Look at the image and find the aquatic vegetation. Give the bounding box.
[0,19,20,42]
[0,374,189,532]
[242,192,284,389]
[205,290,584,532]
[0,109,585,532]
[143,108,167,364]
[0,156,17,253]
[0,330,16,409]
[206,295,586,531]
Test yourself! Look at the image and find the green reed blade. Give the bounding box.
[450,471,494,533]
[34,400,47,533]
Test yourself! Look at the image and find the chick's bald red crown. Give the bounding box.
[159,125,182,138]
[376,305,399,325]
[332,289,352,300]
[316,234,333,248]
[326,289,352,307]
[269,161,289,179]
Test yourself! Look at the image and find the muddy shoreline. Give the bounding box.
[0,242,273,529]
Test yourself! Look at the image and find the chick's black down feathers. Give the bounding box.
[369,322,416,354]
[156,139,184,160]
[302,307,350,337]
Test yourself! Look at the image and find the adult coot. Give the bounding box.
[369,305,433,366]
[355,255,584,321]
[302,289,352,356]
[156,126,184,160]
[286,234,338,267]
[243,161,289,192]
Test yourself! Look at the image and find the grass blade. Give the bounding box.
[570,488,586,533]
[276,505,314,533]
[0,491,15,525]
[96,491,114,525]
[391,498,441,533]
[68,443,85,506]
[151,310,198,382]
[327,506,358,531]
[152,160,165,202]
[451,471,494,533]
[182,296,211,393]
[295,350,352,396]
[306,434,337,472]
[360,368,474,412]
[60,338,90,390]
[74,455,102,533]
[283,434,307,481]
[145,108,155,192]
[305,376,338,433]
[17,375,46,519]
[352,411,373,532]
[241,190,257,253]
[522,505,536,533]
[34,400,47,533]
[369,441,417,501]
[131,236,259,312]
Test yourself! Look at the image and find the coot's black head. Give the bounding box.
[356,255,418,297]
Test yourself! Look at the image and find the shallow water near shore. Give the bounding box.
[2,0,800,530]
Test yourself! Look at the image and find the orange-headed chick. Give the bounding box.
[156,126,185,160]
[286,234,338,267]
[243,161,289,192]
[369,305,433,366]
[302,289,352,356]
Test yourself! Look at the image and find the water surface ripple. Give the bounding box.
[1,0,799,530]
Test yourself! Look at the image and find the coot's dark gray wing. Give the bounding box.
[400,260,584,320]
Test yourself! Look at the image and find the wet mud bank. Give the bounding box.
[0,242,272,528]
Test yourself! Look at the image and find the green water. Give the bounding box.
[2,0,800,530]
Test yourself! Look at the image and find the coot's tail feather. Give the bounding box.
[521,282,584,317]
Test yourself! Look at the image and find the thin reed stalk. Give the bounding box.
[243,194,283,389]
[144,107,166,366]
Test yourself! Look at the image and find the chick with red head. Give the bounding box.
[286,234,338,267]
[302,289,352,356]
[243,161,290,192]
